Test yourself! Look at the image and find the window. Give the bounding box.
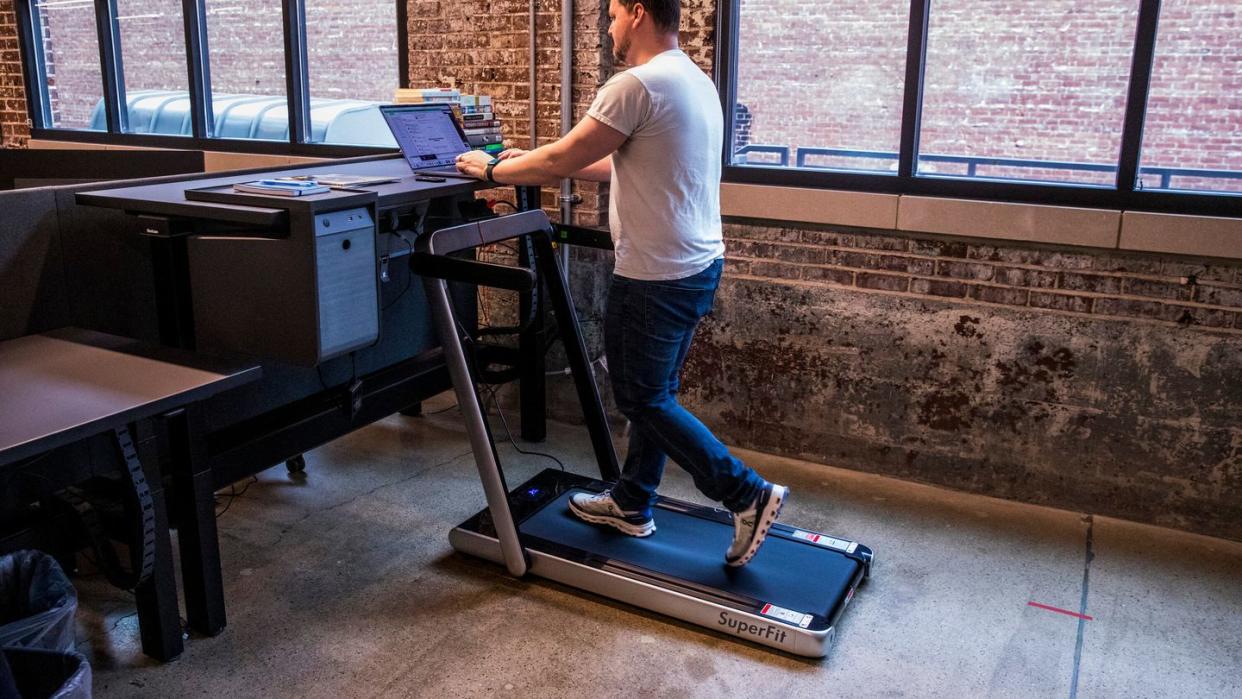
[116,0,189,135]
[731,0,910,173]
[204,0,287,141]
[34,0,103,130]
[1138,0,1242,194]
[305,0,399,147]
[16,0,404,152]
[719,0,1241,216]
[918,0,1138,186]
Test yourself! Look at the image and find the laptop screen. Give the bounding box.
[379,104,471,170]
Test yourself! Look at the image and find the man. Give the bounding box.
[455,0,787,567]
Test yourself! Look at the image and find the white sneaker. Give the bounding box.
[568,490,656,537]
[726,484,788,567]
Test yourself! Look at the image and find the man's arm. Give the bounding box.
[569,156,613,182]
[456,116,625,185]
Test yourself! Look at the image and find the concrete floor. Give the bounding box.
[73,392,1242,698]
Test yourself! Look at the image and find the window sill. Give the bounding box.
[721,183,1242,262]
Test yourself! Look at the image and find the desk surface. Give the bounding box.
[76,156,485,225]
[0,328,261,466]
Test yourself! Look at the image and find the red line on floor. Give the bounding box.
[1027,601,1094,621]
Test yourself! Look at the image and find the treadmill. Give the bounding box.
[410,209,873,658]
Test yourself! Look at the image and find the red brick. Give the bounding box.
[749,260,802,280]
[1059,272,1123,295]
[855,272,910,293]
[773,244,829,265]
[972,285,1030,306]
[911,239,969,258]
[910,278,968,298]
[832,250,927,274]
[833,231,909,252]
[936,260,995,281]
[1030,291,1093,314]
[994,266,1058,288]
[802,266,856,285]
[1092,297,1165,320]
[1124,278,1192,302]
[1195,284,1242,309]
[1162,305,1235,328]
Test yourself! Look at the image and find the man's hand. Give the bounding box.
[455,150,493,180]
[497,148,528,160]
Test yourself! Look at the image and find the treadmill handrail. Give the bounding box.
[415,209,553,255]
[408,253,536,291]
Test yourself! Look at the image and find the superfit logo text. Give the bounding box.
[718,612,787,644]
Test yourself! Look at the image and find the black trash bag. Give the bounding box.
[0,649,20,699]
[0,552,77,653]
[1,648,91,699]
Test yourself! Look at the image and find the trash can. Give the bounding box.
[0,551,89,697]
[0,647,91,699]
[0,551,77,653]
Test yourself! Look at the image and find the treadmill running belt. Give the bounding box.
[519,490,859,617]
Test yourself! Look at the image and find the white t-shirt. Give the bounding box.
[586,49,725,281]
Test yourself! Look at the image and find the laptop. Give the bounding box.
[378,104,477,178]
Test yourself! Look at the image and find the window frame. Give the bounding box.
[14,0,407,157]
[715,0,1241,219]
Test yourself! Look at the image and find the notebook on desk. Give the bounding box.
[379,104,478,179]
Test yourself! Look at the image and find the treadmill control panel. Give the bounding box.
[790,529,859,554]
[760,603,814,628]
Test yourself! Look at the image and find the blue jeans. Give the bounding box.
[604,258,765,517]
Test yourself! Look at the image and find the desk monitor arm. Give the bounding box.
[410,210,620,577]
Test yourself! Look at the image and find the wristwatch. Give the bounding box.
[484,157,501,183]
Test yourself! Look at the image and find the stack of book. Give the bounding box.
[392,87,505,155]
[457,94,504,155]
[392,87,460,104]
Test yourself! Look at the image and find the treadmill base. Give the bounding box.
[449,469,873,659]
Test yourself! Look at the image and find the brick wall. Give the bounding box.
[686,222,1242,538]
[0,0,29,147]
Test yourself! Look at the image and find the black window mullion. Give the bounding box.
[182,0,214,139]
[1116,0,1162,196]
[15,1,51,128]
[397,0,409,89]
[282,0,311,144]
[714,0,741,168]
[94,0,127,133]
[897,0,930,179]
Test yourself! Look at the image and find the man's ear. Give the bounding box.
[631,2,646,27]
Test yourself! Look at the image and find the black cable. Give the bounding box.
[483,385,566,472]
[382,232,415,311]
[215,476,258,519]
[491,200,520,213]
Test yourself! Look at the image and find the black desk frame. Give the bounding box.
[76,159,549,640]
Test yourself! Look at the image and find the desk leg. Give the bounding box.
[518,234,547,442]
[120,424,185,662]
[166,406,227,636]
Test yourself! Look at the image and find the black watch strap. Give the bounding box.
[485,157,501,183]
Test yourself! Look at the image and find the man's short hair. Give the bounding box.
[619,0,680,33]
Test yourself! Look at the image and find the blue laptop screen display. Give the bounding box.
[379,105,470,169]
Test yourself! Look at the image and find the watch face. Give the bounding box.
[488,157,502,165]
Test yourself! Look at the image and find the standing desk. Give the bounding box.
[74,155,548,642]
[0,328,260,661]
